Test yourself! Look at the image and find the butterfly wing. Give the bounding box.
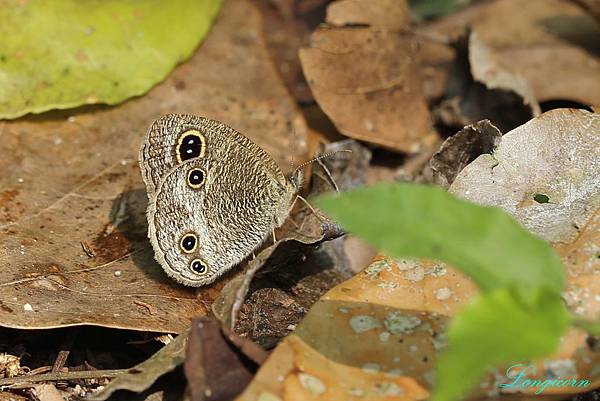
[139,114,288,197]
[141,114,296,286]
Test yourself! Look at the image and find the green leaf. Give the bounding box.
[409,0,475,21]
[315,183,565,299]
[431,288,571,401]
[573,316,600,336]
[0,0,222,119]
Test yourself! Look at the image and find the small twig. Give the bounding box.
[0,369,128,386]
[52,330,77,373]
[81,241,96,258]
[51,351,70,373]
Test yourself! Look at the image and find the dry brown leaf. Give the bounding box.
[433,33,537,133]
[33,384,64,401]
[299,0,437,153]
[425,0,600,105]
[0,0,307,333]
[185,317,268,401]
[450,109,599,243]
[572,0,600,21]
[429,119,502,188]
[235,109,600,401]
[468,32,541,116]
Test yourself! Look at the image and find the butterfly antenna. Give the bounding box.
[291,149,352,192]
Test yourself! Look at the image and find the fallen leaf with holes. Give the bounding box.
[425,0,600,106]
[299,0,437,153]
[235,109,600,401]
[447,108,600,396]
[0,0,307,334]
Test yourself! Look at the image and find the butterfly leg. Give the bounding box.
[296,195,327,225]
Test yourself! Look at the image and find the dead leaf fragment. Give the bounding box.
[300,0,437,153]
[450,108,599,243]
[33,384,64,401]
[469,32,541,116]
[185,317,268,401]
[0,0,308,334]
[427,0,600,105]
[433,33,536,133]
[429,119,502,188]
[325,0,411,28]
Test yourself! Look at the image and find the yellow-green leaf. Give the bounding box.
[0,0,222,119]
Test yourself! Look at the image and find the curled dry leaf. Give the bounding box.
[0,0,307,333]
[89,330,189,401]
[468,32,541,117]
[433,33,536,133]
[235,109,600,401]
[425,0,600,106]
[429,119,502,188]
[299,0,437,153]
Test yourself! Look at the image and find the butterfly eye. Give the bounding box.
[176,129,206,163]
[190,259,208,275]
[180,233,198,253]
[187,168,205,189]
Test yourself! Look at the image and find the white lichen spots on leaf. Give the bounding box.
[543,359,577,378]
[362,363,381,373]
[387,368,405,377]
[431,264,447,277]
[378,282,399,289]
[384,311,422,335]
[349,387,366,397]
[257,392,283,401]
[365,258,393,278]
[404,266,425,282]
[375,382,404,396]
[298,373,327,396]
[379,331,391,342]
[395,258,418,271]
[349,315,382,333]
[434,287,453,301]
[338,307,349,314]
[563,286,590,315]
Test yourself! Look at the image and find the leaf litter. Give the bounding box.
[1,0,599,400]
[236,108,600,401]
[0,0,308,334]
